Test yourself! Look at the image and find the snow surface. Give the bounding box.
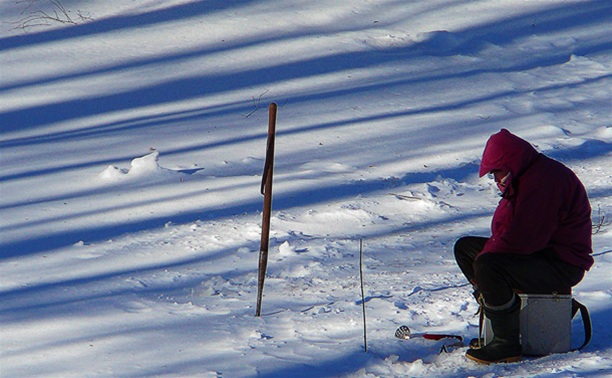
[1,1,611,377]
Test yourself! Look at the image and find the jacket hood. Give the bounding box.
[479,129,540,177]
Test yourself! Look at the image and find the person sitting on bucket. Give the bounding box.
[454,129,593,364]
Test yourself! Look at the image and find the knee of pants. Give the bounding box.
[453,236,471,258]
[472,253,508,287]
[473,252,494,271]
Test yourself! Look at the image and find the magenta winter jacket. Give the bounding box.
[478,129,594,271]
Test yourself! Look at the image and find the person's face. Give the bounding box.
[491,169,511,190]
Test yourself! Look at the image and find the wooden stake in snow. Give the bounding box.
[359,238,368,352]
[256,103,277,317]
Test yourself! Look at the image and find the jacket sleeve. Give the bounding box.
[482,171,562,254]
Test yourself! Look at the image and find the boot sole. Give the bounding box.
[466,353,521,364]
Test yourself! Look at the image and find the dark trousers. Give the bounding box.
[454,236,585,306]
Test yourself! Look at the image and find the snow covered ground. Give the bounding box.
[1,1,611,376]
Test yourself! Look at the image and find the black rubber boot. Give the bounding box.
[466,298,522,364]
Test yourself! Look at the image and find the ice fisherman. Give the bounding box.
[454,129,593,364]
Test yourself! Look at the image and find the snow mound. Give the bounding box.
[363,33,414,51]
[299,160,357,174]
[99,151,183,182]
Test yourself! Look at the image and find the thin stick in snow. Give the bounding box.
[359,238,368,352]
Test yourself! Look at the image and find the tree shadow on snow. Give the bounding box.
[1,1,610,260]
[0,0,261,51]
[1,1,610,134]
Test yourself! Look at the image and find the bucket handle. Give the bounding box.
[571,299,592,351]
